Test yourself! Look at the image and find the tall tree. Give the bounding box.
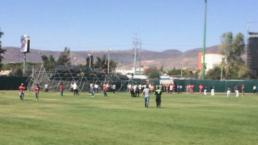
[0,30,6,71]
[56,47,71,66]
[219,32,247,79]
[206,66,221,80]
[41,55,56,71]
[94,55,117,73]
[144,66,160,79]
[167,67,181,76]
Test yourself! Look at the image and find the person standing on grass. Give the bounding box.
[198,84,204,94]
[211,86,215,96]
[169,84,173,93]
[155,86,162,108]
[103,83,108,96]
[241,84,245,96]
[34,84,40,102]
[59,82,64,96]
[73,82,79,96]
[94,83,98,93]
[203,86,207,95]
[142,86,150,108]
[90,83,95,96]
[253,85,257,94]
[235,85,239,97]
[226,87,231,97]
[70,82,74,92]
[112,84,116,94]
[18,83,26,101]
[44,83,49,92]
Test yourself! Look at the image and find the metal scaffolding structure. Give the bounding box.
[28,65,130,92]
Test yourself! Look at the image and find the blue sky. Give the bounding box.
[0,0,258,51]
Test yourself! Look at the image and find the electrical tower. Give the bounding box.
[132,34,142,75]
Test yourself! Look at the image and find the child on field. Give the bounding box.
[103,83,108,96]
[34,84,40,101]
[18,83,26,101]
[59,82,64,96]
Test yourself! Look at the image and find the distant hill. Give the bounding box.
[2,46,220,69]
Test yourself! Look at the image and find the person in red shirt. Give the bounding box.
[18,83,26,101]
[59,82,64,96]
[198,84,204,94]
[34,84,40,101]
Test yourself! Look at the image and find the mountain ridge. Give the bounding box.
[2,46,220,69]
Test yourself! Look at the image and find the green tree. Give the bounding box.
[94,55,117,73]
[10,67,23,77]
[159,66,165,74]
[144,67,160,79]
[0,30,6,70]
[219,32,247,79]
[167,67,181,76]
[56,47,71,66]
[41,55,56,71]
[206,66,221,80]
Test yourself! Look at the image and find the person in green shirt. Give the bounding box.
[155,86,162,108]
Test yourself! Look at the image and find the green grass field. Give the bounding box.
[1,91,258,145]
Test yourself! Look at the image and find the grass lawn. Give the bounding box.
[1,91,258,145]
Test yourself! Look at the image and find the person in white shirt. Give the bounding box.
[73,82,79,96]
[253,85,257,94]
[204,87,207,96]
[44,83,49,92]
[142,86,150,108]
[70,82,74,92]
[112,84,116,93]
[94,83,99,93]
[169,84,173,93]
[235,86,239,98]
[90,83,94,96]
[226,88,231,97]
[211,87,215,96]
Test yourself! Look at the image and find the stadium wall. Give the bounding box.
[174,79,258,93]
[0,76,29,90]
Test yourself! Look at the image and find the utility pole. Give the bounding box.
[180,64,183,78]
[201,0,208,80]
[138,40,142,74]
[88,54,91,68]
[0,28,5,71]
[107,48,110,74]
[133,34,141,75]
[21,35,30,76]
[0,28,3,49]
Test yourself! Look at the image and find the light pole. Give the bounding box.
[0,29,5,70]
[0,28,3,49]
[88,54,91,68]
[107,48,110,74]
[201,0,208,80]
[21,35,30,76]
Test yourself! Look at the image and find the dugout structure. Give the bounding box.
[28,65,129,92]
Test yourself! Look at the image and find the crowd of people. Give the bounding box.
[17,82,258,108]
